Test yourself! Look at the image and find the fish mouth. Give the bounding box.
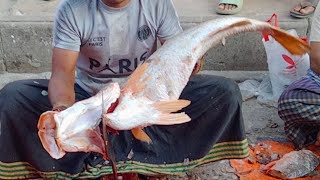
[38,111,66,159]
[38,111,110,159]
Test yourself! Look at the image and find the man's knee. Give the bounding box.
[198,75,242,104]
[0,80,31,98]
[277,86,309,123]
[211,76,241,100]
[0,79,49,106]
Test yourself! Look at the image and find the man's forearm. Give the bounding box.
[310,42,320,75]
[48,76,75,110]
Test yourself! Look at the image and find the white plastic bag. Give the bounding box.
[262,14,310,100]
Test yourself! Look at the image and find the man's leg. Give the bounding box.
[107,75,248,174]
[278,76,320,149]
[0,79,92,179]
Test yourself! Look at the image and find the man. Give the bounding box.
[0,0,249,179]
[278,3,320,149]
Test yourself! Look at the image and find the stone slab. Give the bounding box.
[0,22,53,73]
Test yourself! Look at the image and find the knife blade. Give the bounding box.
[101,91,118,179]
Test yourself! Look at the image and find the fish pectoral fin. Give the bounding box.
[153,99,191,113]
[153,100,191,126]
[156,113,192,125]
[131,128,152,144]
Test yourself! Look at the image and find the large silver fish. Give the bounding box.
[38,17,310,159]
[103,17,310,142]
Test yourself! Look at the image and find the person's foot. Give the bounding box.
[290,1,316,18]
[216,0,243,15]
[218,3,237,11]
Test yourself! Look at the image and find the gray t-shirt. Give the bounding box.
[53,0,182,95]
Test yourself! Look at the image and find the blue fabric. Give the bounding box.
[306,68,320,87]
[278,70,320,149]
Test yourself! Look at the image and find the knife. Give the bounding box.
[101,91,118,180]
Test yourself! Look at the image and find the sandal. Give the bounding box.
[216,0,243,15]
[290,1,316,18]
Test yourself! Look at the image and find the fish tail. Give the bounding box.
[131,128,152,144]
[267,26,311,55]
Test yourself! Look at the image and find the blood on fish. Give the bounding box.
[105,99,119,135]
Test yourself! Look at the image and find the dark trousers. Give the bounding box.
[0,74,248,179]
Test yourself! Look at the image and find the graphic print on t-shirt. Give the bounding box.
[89,57,116,74]
[87,37,106,47]
[88,51,148,75]
[137,25,151,41]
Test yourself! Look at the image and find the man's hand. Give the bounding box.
[49,48,79,110]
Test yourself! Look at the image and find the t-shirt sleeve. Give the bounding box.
[310,3,320,42]
[52,1,81,51]
[156,0,183,42]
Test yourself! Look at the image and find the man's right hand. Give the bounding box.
[49,48,79,109]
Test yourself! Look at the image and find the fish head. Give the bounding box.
[38,111,66,159]
[37,82,121,159]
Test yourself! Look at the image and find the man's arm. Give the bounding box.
[310,42,320,75]
[48,48,79,110]
[310,2,320,75]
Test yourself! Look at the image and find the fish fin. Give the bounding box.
[268,26,311,55]
[156,112,191,125]
[38,111,66,159]
[152,100,191,125]
[131,128,152,144]
[123,62,150,94]
[153,99,191,113]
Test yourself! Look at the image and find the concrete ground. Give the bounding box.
[0,0,313,179]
